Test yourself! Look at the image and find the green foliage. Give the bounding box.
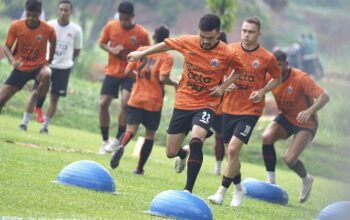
[207,0,239,32]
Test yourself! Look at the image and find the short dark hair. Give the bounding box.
[25,0,42,12]
[199,14,220,32]
[244,17,261,31]
[118,1,134,16]
[154,25,170,43]
[273,49,287,62]
[59,0,73,12]
[218,31,227,44]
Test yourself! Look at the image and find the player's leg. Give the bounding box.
[212,114,224,175]
[134,128,156,174]
[0,84,20,113]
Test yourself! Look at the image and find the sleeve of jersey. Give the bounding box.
[164,36,185,52]
[267,56,281,79]
[301,75,324,97]
[75,26,83,49]
[5,23,16,47]
[228,50,244,73]
[99,24,109,44]
[159,55,174,77]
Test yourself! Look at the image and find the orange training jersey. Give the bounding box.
[126,46,174,112]
[99,20,150,77]
[270,68,323,129]
[164,35,243,112]
[223,42,281,116]
[5,20,56,72]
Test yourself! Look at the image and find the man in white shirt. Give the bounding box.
[20,0,83,133]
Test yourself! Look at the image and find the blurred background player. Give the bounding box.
[127,14,243,193]
[26,0,83,133]
[261,49,329,203]
[98,1,150,154]
[110,25,177,174]
[208,17,281,207]
[0,0,55,121]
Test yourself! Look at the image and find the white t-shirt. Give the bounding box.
[49,20,83,69]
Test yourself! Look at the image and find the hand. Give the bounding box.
[296,109,313,124]
[249,90,264,103]
[109,44,124,55]
[127,51,144,61]
[225,83,237,92]
[210,85,224,97]
[11,58,23,68]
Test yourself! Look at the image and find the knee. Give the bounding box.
[166,148,178,158]
[227,146,240,159]
[99,99,109,110]
[262,132,274,145]
[283,154,296,168]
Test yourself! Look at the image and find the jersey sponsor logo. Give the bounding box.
[276,97,293,108]
[67,33,73,38]
[36,34,43,42]
[131,36,137,44]
[211,58,219,68]
[240,125,251,137]
[252,59,260,69]
[287,85,293,94]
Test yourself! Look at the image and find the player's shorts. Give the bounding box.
[127,106,161,131]
[274,114,317,139]
[223,114,259,144]
[167,108,215,135]
[50,68,71,97]
[5,67,41,89]
[100,75,134,98]
[212,114,223,133]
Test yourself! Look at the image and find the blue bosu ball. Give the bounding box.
[242,178,288,205]
[317,201,350,220]
[56,160,116,193]
[147,190,213,220]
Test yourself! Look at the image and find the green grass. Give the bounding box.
[1,115,350,219]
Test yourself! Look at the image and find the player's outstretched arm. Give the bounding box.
[127,42,170,61]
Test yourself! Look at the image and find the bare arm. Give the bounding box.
[73,49,80,61]
[127,42,171,61]
[164,77,179,89]
[100,42,123,55]
[4,45,22,68]
[296,92,330,124]
[48,39,56,64]
[210,69,242,96]
[249,76,282,103]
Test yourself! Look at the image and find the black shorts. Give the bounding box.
[51,68,71,97]
[100,75,134,98]
[127,106,161,131]
[212,114,223,133]
[5,68,41,89]
[167,108,215,135]
[274,114,317,139]
[223,114,259,144]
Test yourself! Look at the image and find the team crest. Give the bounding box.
[36,34,43,42]
[287,85,293,94]
[131,36,137,44]
[210,58,219,68]
[252,59,260,69]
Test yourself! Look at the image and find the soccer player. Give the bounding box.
[261,49,329,203]
[126,14,244,193]
[110,26,176,174]
[208,17,282,207]
[98,1,150,154]
[0,0,56,117]
[22,0,83,133]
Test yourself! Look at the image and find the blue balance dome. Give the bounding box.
[56,160,116,193]
[317,201,350,220]
[242,178,288,205]
[147,190,213,220]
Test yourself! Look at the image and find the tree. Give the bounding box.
[207,0,239,32]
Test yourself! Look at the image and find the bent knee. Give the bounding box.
[283,155,297,168]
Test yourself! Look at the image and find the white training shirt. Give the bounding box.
[49,19,83,69]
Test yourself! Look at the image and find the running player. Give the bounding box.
[98,1,150,154]
[110,26,176,174]
[24,0,83,133]
[208,17,281,207]
[0,0,55,119]
[126,14,244,193]
[261,49,329,203]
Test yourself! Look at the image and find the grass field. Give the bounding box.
[1,115,350,220]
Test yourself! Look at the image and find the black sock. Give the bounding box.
[215,137,225,161]
[137,139,154,171]
[233,173,241,185]
[262,144,276,172]
[120,130,134,148]
[290,160,307,178]
[100,126,109,142]
[116,125,126,140]
[184,138,203,193]
[36,96,46,108]
[221,176,233,188]
[177,148,187,159]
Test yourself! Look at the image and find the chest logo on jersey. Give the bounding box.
[67,33,73,38]
[36,34,43,42]
[287,85,293,94]
[211,58,219,68]
[131,36,137,44]
[252,59,260,69]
